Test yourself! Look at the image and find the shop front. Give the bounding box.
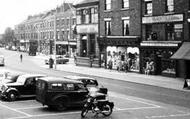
[98,36,140,72]
[75,24,99,67]
[140,41,181,77]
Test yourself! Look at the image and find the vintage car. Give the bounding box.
[45,55,69,65]
[36,76,89,111]
[0,55,5,66]
[64,75,108,94]
[0,74,45,101]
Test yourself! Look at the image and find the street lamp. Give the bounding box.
[54,13,57,69]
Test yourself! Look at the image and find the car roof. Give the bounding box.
[16,74,46,84]
[64,75,96,81]
[38,76,82,83]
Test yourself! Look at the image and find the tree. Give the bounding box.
[2,27,15,45]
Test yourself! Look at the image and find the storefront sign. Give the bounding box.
[77,24,98,34]
[142,14,183,24]
[140,42,178,47]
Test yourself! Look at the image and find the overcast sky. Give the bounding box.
[0,0,77,34]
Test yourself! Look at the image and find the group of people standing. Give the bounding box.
[107,51,139,72]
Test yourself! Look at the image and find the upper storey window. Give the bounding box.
[105,0,111,10]
[122,0,129,8]
[166,0,174,12]
[145,0,152,15]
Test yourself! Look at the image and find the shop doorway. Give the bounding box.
[155,56,162,75]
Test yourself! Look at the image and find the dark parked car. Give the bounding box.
[0,74,45,101]
[64,76,108,94]
[36,76,89,111]
[45,55,69,65]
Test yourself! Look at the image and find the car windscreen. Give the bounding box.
[9,75,19,82]
[80,79,98,86]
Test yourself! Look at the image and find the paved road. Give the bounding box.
[0,48,190,119]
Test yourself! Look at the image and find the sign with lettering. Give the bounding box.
[140,42,179,47]
[142,14,183,24]
[77,24,98,34]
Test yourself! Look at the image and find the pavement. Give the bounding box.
[33,54,187,92]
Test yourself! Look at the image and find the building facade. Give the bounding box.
[14,3,76,57]
[98,0,141,71]
[140,0,190,78]
[74,0,100,67]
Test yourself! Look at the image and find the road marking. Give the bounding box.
[146,113,190,118]
[109,92,161,108]
[8,111,81,119]
[15,106,45,110]
[0,102,32,117]
[115,106,160,111]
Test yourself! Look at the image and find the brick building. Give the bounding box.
[98,0,141,71]
[140,0,190,78]
[15,3,76,57]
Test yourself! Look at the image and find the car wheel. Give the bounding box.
[7,91,17,101]
[55,102,67,111]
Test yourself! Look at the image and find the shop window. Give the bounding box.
[145,0,152,15]
[105,0,111,10]
[122,0,129,8]
[122,19,130,36]
[161,51,176,76]
[166,0,174,13]
[145,25,152,40]
[105,21,111,36]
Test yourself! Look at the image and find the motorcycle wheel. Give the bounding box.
[102,104,113,116]
[81,108,88,118]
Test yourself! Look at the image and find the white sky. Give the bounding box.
[0,0,77,34]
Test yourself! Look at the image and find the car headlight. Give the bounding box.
[1,84,8,92]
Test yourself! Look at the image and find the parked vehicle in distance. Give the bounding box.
[45,55,69,65]
[64,75,108,94]
[0,74,45,101]
[36,76,88,111]
[0,55,5,66]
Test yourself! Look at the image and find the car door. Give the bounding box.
[71,83,88,106]
[23,77,36,95]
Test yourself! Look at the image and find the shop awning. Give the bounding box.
[171,42,190,60]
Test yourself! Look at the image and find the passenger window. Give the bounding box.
[76,84,86,90]
[66,84,74,91]
[51,83,63,90]
[25,78,35,86]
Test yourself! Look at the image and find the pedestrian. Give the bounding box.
[20,54,23,62]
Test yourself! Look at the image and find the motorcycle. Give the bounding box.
[81,93,114,118]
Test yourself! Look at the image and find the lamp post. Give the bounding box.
[54,13,57,69]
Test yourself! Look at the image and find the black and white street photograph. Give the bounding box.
[0,0,190,119]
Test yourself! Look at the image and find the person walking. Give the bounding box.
[20,54,23,62]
